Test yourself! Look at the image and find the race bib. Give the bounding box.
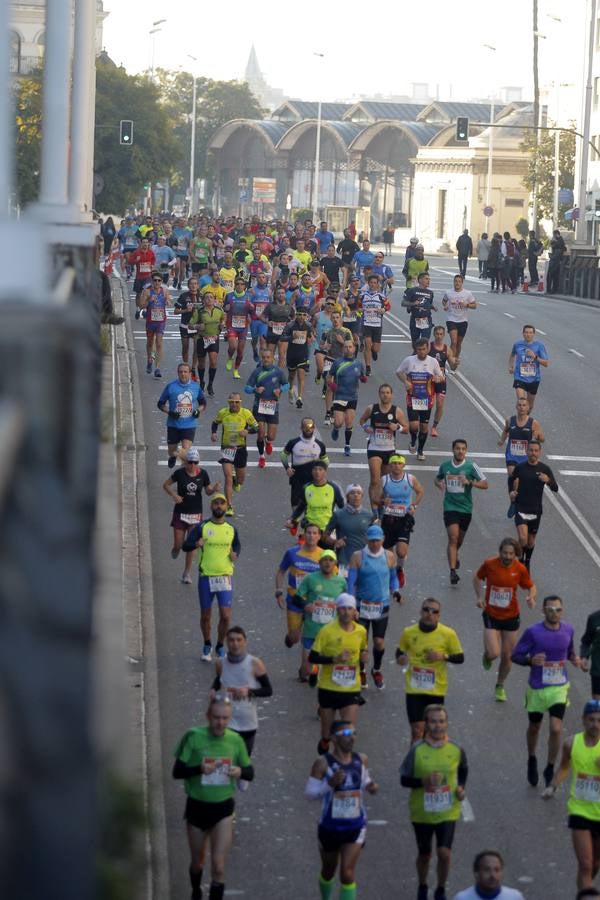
[331,665,357,688]
[180,512,202,525]
[410,666,436,691]
[139,262,151,273]
[359,599,384,620]
[542,661,567,685]
[423,785,452,813]
[489,587,512,609]
[363,310,380,327]
[150,307,166,322]
[575,774,600,803]
[292,331,307,345]
[520,363,536,378]
[208,575,231,593]
[175,403,193,418]
[445,476,464,493]
[183,325,198,335]
[271,321,285,335]
[383,502,406,518]
[203,335,216,348]
[221,446,237,462]
[258,398,277,416]
[254,302,268,316]
[323,358,333,373]
[373,428,394,449]
[332,790,361,820]
[311,600,336,625]
[415,317,429,329]
[343,314,357,322]
[411,397,428,411]
[201,757,232,786]
[232,315,246,329]
[509,440,528,457]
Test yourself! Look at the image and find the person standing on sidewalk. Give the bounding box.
[476,233,491,279]
[455,230,473,277]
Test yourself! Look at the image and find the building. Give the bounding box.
[10,0,107,75]
[243,45,284,112]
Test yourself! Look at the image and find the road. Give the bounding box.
[129,252,600,899]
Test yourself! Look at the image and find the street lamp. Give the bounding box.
[575,0,597,245]
[188,54,198,216]
[312,52,324,225]
[149,19,166,80]
[482,44,497,218]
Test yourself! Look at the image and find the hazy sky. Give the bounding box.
[102,0,585,111]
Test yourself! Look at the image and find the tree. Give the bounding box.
[94,58,182,212]
[14,71,43,206]
[521,124,576,227]
[152,68,265,199]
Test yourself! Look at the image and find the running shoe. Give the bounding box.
[417,451,426,461]
[450,569,460,585]
[207,385,214,396]
[324,414,332,427]
[180,573,192,585]
[201,643,212,662]
[417,884,429,900]
[258,455,266,468]
[495,684,507,702]
[365,365,371,376]
[371,668,384,690]
[265,441,273,456]
[527,755,539,786]
[289,387,297,404]
[315,374,322,384]
[296,396,303,409]
[233,369,241,379]
[168,456,176,469]
[226,358,233,371]
[226,505,234,517]
[433,888,447,900]
[482,653,492,671]
[408,444,417,455]
[344,445,351,457]
[215,644,225,659]
[154,369,162,378]
[171,548,179,560]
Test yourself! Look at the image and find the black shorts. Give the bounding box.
[343,320,360,334]
[318,824,366,853]
[568,815,600,835]
[515,512,542,534]
[219,447,248,469]
[333,399,357,412]
[513,379,540,395]
[443,511,472,532]
[237,729,256,756]
[267,331,286,345]
[286,353,310,372]
[167,426,196,445]
[434,382,447,395]
[362,325,382,343]
[482,612,520,632]
[528,704,567,724]
[358,613,389,639]
[318,688,362,710]
[184,796,235,831]
[191,262,208,274]
[407,407,432,424]
[406,693,445,724]
[446,321,468,338]
[253,406,280,425]
[592,675,600,695]
[382,514,414,547]
[197,337,220,356]
[367,449,394,464]
[412,820,456,855]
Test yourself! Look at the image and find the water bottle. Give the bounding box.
[460,798,475,823]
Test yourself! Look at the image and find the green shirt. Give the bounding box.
[400,739,467,824]
[174,726,250,802]
[191,306,225,337]
[296,571,348,640]
[190,237,211,264]
[436,458,485,514]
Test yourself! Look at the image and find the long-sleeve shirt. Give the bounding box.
[512,621,575,689]
[580,610,600,676]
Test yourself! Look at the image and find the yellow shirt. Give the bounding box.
[292,249,312,273]
[398,623,463,696]
[219,267,238,292]
[202,283,228,306]
[313,619,367,692]
[213,407,258,448]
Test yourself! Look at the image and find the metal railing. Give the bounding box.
[557,255,600,300]
[10,54,43,76]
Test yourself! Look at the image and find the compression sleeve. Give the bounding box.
[346,567,358,594]
[173,759,203,780]
[249,673,273,699]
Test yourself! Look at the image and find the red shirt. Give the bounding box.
[476,556,533,620]
[130,248,156,280]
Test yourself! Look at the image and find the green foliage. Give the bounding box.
[97,771,146,900]
[515,217,529,238]
[14,71,43,205]
[292,208,313,224]
[94,60,182,212]
[521,123,576,226]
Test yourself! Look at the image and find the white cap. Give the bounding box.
[186,448,200,462]
[336,592,357,609]
[345,483,363,496]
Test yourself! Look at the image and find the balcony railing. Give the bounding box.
[10,54,43,76]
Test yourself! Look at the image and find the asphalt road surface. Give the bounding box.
[129,253,600,899]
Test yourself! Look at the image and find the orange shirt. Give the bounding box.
[476,556,533,620]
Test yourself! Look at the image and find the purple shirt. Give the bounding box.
[512,621,575,689]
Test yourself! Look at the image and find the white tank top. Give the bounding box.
[220,654,260,732]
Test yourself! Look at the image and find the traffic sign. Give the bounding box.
[483,205,494,217]
[238,178,249,188]
[558,188,574,206]
[239,189,248,201]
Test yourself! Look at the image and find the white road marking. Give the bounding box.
[536,329,547,335]
[503,312,515,318]
[560,470,600,477]
[569,348,584,358]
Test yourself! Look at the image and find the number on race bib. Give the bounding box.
[180,512,202,525]
[411,397,428,411]
[575,774,600,803]
[175,403,193,418]
[489,587,512,609]
[410,666,436,691]
[271,321,285,335]
[208,575,231,593]
[311,600,336,625]
[445,476,464,493]
[323,358,333,373]
[331,665,357,688]
[203,336,216,348]
[232,315,246,329]
[359,599,383,620]
[520,364,536,378]
[292,332,307,344]
[150,307,166,322]
[140,263,151,273]
[542,662,567,685]
[383,502,406,518]
[221,446,237,462]
[423,785,452,813]
[372,428,394,449]
[258,398,277,416]
[332,790,361,820]
[201,757,232,786]
[509,440,528,457]
[415,317,429,329]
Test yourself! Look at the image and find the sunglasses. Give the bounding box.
[545,606,563,612]
[335,728,355,737]
[422,606,440,614]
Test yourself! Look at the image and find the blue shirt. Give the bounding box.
[159,379,204,429]
[245,364,289,401]
[352,249,375,273]
[330,357,365,401]
[316,230,334,252]
[511,339,548,383]
[154,245,175,265]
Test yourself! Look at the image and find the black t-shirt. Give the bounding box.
[337,239,360,265]
[321,256,344,283]
[513,461,558,514]
[282,319,313,353]
[174,290,201,325]
[170,467,210,513]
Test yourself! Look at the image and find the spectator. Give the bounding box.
[546,229,567,295]
[404,236,419,262]
[486,237,503,293]
[527,230,544,286]
[456,229,473,277]
[102,216,117,256]
[382,221,395,255]
[476,232,491,278]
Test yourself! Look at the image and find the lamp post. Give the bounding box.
[575,0,597,245]
[149,19,166,80]
[482,44,497,219]
[311,52,324,225]
[188,54,197,216]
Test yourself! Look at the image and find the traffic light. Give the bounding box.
[119,120,133,146]
[456,117,469,142]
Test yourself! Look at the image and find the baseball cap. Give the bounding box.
[186,448,200,462]
[584,699,600,716]
[410,236,418,244]
[336,592,357,609]
[320,549,337,561]
[389,454,406,465]
[345,483,363,495]
[366,524,384,540]
[210,493,228,503]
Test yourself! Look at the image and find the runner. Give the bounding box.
[435,439,488,585]
[441,274,477,363]
[287,460,345,536]
[157,362,206,468]
[400,705,468,900]
[282,308,314,408]
[473,537,536,702]
[129,236,156,303]
[218,251,238,294]
[341,276,362,353]
[244,347,289,469]
[402,243,429,288]
[508,324,549,411]
[497,397,545,518]
[139,271,169,377]
[280,419,328,512]
[509,440,558,570]
[174,276,202,372]
[172,695,253,900]
[324,485,374,577]
[223,276,254,379]
[190,291,226,395]
[328,340,368,457]
[163,448,221,584]
[376,454,424,589]
[396,339,445,461]
[295,550,348,682]
[347,524,401,690]
[580,610,600,700]
[305,720,378,900]
[396,598,464,742]
[359,384,408,512]
[261,286,293,369]
[188,225,212,276]
[211,393,259,516]
[172,218,191,289]
[319,310,354,428]
[452,851,525,900]
[542,700,600,892]
[154,233,177,285]
[248,271,271,362]
[275,523,324,669]
[182,495,241,662]
[403,271,436,351]
[359,274,389,376]
[308,594,368,754]
[428,326,457,438]
[512,594,581,787]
